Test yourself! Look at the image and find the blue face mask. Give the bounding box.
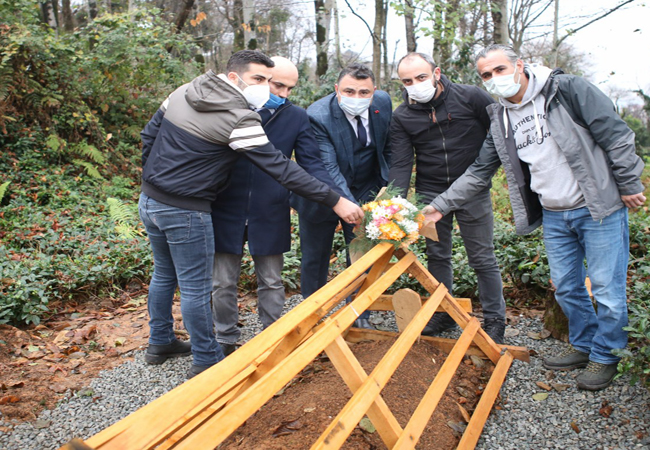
[264,93,286,109]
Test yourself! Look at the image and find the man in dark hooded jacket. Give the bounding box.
[389,52,507,343]
[138,50,363,378]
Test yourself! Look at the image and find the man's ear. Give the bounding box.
[227,72,239,85]
[334,83,339,95]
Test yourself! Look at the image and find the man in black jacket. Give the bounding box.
[388,52,507,343]
[139,51,363,378]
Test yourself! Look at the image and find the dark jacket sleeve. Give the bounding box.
[472,86,495,130]
[140,107,165,167]
[430,132,502,215]
[387,110,414,197]
[292,109,345,197]
[559,75,645,195]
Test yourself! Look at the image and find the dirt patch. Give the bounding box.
[221,338,495,449]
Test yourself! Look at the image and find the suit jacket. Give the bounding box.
[291,91,392,221]
[211,100,342,255]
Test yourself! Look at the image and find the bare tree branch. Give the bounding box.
[342,0,379,42]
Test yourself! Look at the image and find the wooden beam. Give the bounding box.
[369,295,472,312]
[393,319,480,449]
[311,284,448,449]
[324,336,403,447]
[457,350,513,449]
[344,329,529,363]
[169,251,417,449]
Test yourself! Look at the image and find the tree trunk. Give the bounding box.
[87,0,98,20]
[333,0,343,69]
[233,0,245,52]
[491,0,509,44]
[404,0,417,52]
[243,0,257,50]
[372,0,385,86]
[174,0,195,33]
[40,1,58,29]
[543,295,569,342]
[104,0,111,14]
[61,0,75,31]
[314,0,332,78]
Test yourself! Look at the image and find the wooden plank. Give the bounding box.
[344,329,529,363]
[457,351,514,449]
[311,284,448,449]
[324,336,403,447]
[392,289,422,332]
[369,295,472,312]
[393,318,481,450]
[169,252,417,449]
[85,244,395,449]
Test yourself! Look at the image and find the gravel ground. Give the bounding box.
[1,294,648,449]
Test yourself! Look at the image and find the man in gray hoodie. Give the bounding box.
[424,44,645,391]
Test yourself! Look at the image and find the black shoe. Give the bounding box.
[145,339,192,365]
[483,318,506,344]
[421,313,457,336]
[187,364,212,379]
[543,346,590,371]
[220,342,240,357]
[576,361,618,391]
[353,318,375,329]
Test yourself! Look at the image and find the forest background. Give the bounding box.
[0,0,648,387]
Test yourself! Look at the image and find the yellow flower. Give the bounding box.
[379,199,392,207]
[379,222,406,240]
[393,213,404,221]
[363,201,379,211]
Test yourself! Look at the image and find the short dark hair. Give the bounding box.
[226,50,275,75]
[337,63,375,85]
[397,52,437,74]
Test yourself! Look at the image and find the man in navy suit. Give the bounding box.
[211,57,343,355]
[292,64,392,328]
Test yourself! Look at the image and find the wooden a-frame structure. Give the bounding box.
[62,243,528,450]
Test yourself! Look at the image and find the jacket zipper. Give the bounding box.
[431,105,450,186]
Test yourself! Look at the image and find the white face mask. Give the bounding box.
[236,75,270,109]
[405,79,437,103]
[483,71,521,99]
[338,95,372,116]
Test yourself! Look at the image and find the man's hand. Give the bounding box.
[422,205,443,223]
[333,197,364,224]
[621,192,647,209]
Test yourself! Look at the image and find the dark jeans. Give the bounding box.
[138,193,225,367]
[424,189,505,320]
[298,214,370,320]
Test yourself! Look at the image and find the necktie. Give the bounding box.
[355,115,367,147]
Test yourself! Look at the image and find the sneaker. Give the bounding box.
[220,342,240,357]
[576,361,618,391]
[353,318,375,330]
[421,313,458,337]
[542,346,589,371]
[144,339,192,365]
[187,364,212,379]
[483,318,506,344]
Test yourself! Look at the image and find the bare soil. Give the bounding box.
[220,338,495,450]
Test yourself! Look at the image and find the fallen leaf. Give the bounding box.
[271,419,303,437]
[447,421,466,435]
[27,345,40,352]
[469,355,485,368]
[535,381,552,391]
[0,426,12,433]
[457,387,473,398]
[570,421,580,433]
[114,337,127,347]
[0,395,21,405]
[303,407,316,413]
[34,420,51,429]
[359,417,376,433]
[551,383,571,392]
[599,401,613,418]
[50,384,68,394]
[532,392,548,401]
[456,402,471,423]
[504,328,520,337]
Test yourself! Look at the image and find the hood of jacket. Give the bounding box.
[500,64,553,110]
[401,74,452,110]
[185,70,250,112]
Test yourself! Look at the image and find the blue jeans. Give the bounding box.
[212,252,285,344]
[542,206,629,364]
[138,193,224,367]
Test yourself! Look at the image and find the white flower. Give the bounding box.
[398,219,419,234]
[365,223,381,240]
[390,196,417,212]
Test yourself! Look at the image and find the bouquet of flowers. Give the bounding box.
[350,186,429,255]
